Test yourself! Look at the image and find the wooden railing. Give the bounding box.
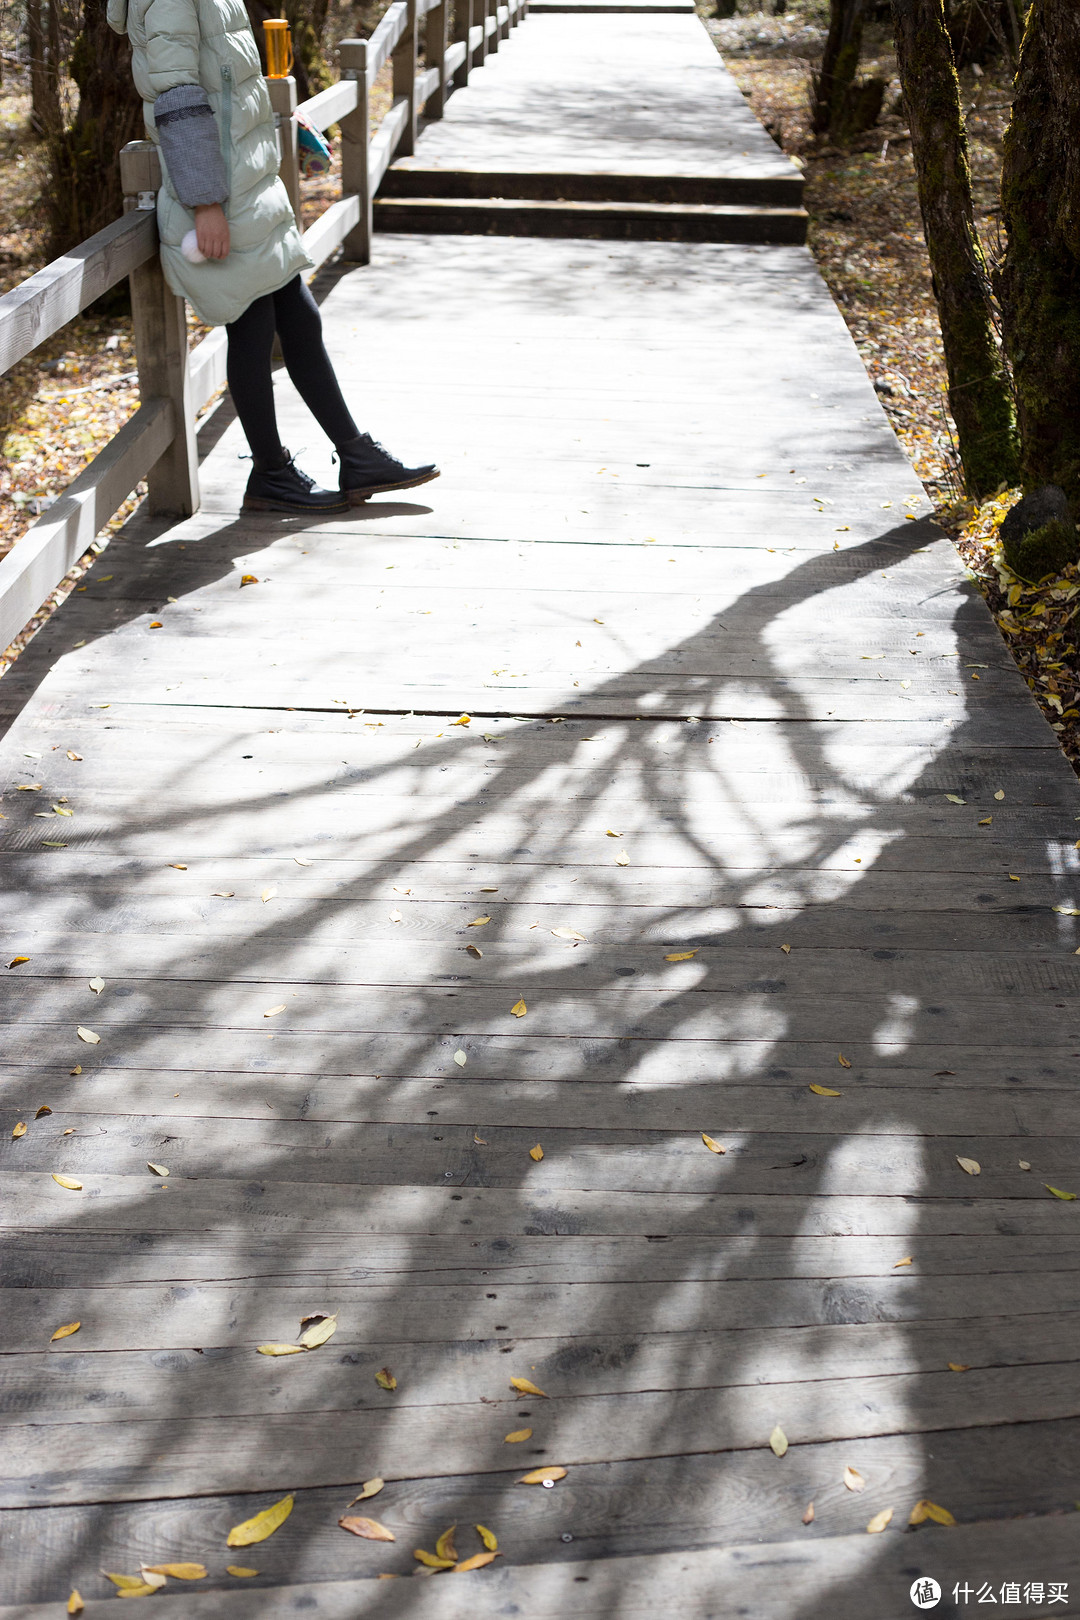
[0,0,528,656]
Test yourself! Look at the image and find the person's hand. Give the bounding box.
[194,202,230,260]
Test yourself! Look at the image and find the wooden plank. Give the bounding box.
[300,75,360,131]
[302,195,363,272]
[0,400,173,655]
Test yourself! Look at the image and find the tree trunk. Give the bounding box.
[811,0,864,138]
[889,0,1019,498]
[47,0,145,255]
[999,1,1080,509]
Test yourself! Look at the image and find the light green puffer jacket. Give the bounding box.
[108,0,311,326]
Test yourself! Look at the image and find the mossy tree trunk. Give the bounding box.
[47,0,144,255]
[999,0,1080,510]
[889,0,1019,498]
[811,0,863,138]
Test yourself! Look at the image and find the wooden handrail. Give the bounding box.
[0,0,531,658]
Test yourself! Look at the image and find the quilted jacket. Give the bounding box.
[108,0,311,325]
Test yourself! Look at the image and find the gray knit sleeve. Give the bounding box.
[154,84,228,208]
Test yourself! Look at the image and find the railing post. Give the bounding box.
[120,141,199,519]
[426,0,448,120]
[393,0,419,156]
[451,0,471,88]
[339,38,372,264]
[268,76,302,226]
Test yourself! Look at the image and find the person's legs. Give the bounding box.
[225,293,282,466]
[271,275,361,447]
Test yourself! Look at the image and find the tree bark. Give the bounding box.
[811,0,864,138]
[999,0,1080,509]
[47,0,145,255]
[889,0,1019,498]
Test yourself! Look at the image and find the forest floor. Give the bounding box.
[2,14,1078,770]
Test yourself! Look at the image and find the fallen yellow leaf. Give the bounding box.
[257,1343,306,1356]
[414,1550,456,1569]
[510,1377,547,1397]
[615,851,630,866]
[467,916,491,927]
[68,1592,84,1614]
[552,928,588,942]
[35,1105,51,1117]
[298,1313,338,1349]
[466,944,483,958]
[375,1367,397,1391]
[844,1466,866,1492]
[511,1000,527,1017]
[142,1565,207,1581]
[455,1552,500,1571]
[947,1362,970,1373]
[893,1256,913,1268]
[528,1143,544,1160]
[12,1121,26,1139]
[51,1321,80,1341]
[476,1525,498,1551]
[909,1499,956,1527]
[339,1517,395,1541]
[88,977,105,993]
[769,1425,788,1457]
[226,1568,258,1578]
[665,950,698,962]
[76,1027,100,1044]
[780,943,791,953]
[956,1156,981,1176]
[944,794,965,805]
[240,574,258,586]
[52,1174,82,1190]
[345,1478,384,1506]
[451,714,471,727]
[701,1133,725,1154]
[147,1163,169,1177]
[866,1507,893,1533]
[809,1084,842,1097]
[978,817,992,826]
[1045,1184,1078,1200]
[606,829,621,837]
[518,1466,566,1484]
[263,1004,287,1018]
[837,1052,852,1068]
[104,1574,150,1591]
[117,1583,159,1597]
[261,887,277,903]
[227,1494,294,1546]
[504,1428,532,1442]
[802,1502,814,1525]
[7,956,29,967]
[435,1526,458,1562]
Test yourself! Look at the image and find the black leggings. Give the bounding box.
[225,275,359,466]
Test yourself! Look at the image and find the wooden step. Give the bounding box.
[529,0,696,11]
[381,164,805,207]
[373,194,808,243]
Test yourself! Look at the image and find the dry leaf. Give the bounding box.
[227,1494,294,1546]
[261,887,277,903]
[414,1550,456,1569]
[435,1526,458,1562]
[843,1467,866,1493]
[294,856,313,866]
[701,1133,726,1154]
[802,1502,814,1525]
[665,950,698,962]
[7,956,29,967]
[88,977,105,993]
[837,1052,852,1068]
[780,944,791,953]
[51,1321,80,1341]
[529,1143,544,1161]
[147,1163,169,1177]
[504,1428,532,1442]
[68,1592,84,1614]
[909,1499,956,1527]
[1019,1160,1032,1170]
[240,574,258,586]
[69,1067,81,1075]
[226,1568,258,1578]
[956,1156,981,1176]
[257,1343,306,1356]
[866,1508,893,1534]
[12,1121,27,1139]
[809,1084,842,1096]
[346,1479,385,1506]
[298,1314,338,1349]
[339,1517,395,1541]
[104,1574,151,1591]
[944,794,966,805]
[518,1466,566,1484]
[76,1027,100,1044]
[467,916,491,928]
[375,1367,397,1390]
[466,944,483,959]
[52,1174,82,1190]
[455,1552,500,1571]
[454,1050,467,1067]
[552,928,588,942]
[510,1377,547,1397]
[212,891,235,898]
[512,1000,527,1018]
[388,910,403,924]
[606,829,621,837]
[143,1565,207,1580]
[116,1583,159,1597]
[978,817,992,826]
[615,851,630,866]
[168,863,186,870]
[1045,1184,1078,1200]
[451,714,471,727]
[994,789,1005,800]
[947,1362,970,1373]
[474,1135,487,1145]
[263,1004,287,1018]
[35,1105,51,1117]
[769,1425,788,1458]
[893,1256,913,1268]
[476,1525,498,1551]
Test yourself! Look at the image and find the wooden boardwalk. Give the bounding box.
[3,13,1080,1620]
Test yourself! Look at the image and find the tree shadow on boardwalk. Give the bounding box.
[2,511,1079,1618]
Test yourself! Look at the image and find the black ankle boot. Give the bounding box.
[242,449,348,514]
[336,433,439,503]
